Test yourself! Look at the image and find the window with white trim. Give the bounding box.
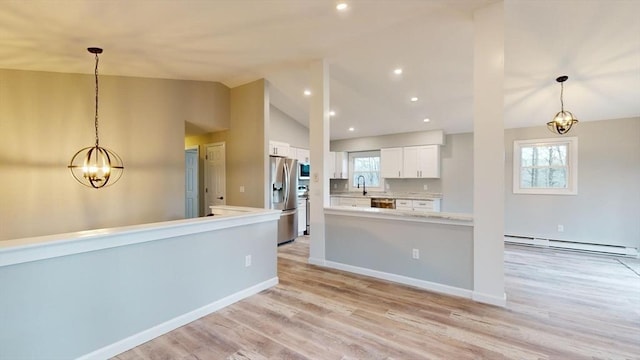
[348,151,381,192]
[513,137,578,195]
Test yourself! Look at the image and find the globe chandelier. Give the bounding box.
[547,75,579,135]
[68,47,124,188]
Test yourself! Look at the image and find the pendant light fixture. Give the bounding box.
[68,47,124,188]
[547,75,579,135]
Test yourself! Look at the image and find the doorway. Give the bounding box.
[205,142,226,214]
[185,146,199,218]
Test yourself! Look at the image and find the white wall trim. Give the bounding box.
[78,277,279,360]
[472,291,507,307]
[308,257,326,266]
[323,260,473,300]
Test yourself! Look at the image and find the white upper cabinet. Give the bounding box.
[295,148,310,164]
[328,151,348,179]
[402,145,440,178]
[269,141,290,157]
[380,147,403,178]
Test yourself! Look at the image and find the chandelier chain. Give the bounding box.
[94,52,100,147]
[559,81,564,113]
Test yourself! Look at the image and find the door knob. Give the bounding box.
[217,196,224,200]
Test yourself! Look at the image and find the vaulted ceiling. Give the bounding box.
[1,0,638,139]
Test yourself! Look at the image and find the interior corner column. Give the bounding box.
[308,59,330,265]
[472,2,506,306]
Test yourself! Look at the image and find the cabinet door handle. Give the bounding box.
[417,170,419,177]
[398,171,400,177]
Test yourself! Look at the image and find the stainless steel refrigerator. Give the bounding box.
[269,156,298,244]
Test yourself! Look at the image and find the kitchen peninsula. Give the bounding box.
[0,206,280,360]
[324,205,474,299]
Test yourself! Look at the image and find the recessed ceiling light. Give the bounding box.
[329,110,336,116]
[303,89,312,96]
[348,127,355,132]
[393,68,403,75]
[423,118,431,123]
[410,97,418,102]
[336,3,348,11]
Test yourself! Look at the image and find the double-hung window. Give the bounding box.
[348,151,381,191]
[513,137,578,195]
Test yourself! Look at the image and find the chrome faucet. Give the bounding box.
[357,175,367,196]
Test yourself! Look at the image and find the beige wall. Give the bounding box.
[227,79,268,208]
[184,81,230,135]
[0,69,221,241]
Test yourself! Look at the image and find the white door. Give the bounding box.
[205,142,226,213]
[185,147,199,218]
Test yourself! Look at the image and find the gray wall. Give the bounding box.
[0,220,278,359]
[269,105,309,149]
[326,214,473,290]
[504,117,640,249]
[0,69,225,241]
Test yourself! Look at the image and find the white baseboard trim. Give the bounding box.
[472,291,507,307]
[308,257,326,266]
[323,260,473,300]
[505,236,639,257]
[78,277,279,360]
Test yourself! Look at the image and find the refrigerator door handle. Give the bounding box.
[283,162,290,205]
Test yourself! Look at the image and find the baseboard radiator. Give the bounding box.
[504,235,639,258]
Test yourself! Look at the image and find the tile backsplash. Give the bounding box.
[385,178,441,193]
[329,178,441,194]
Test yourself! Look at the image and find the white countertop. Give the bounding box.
[325,206,472,226]
[1,206,280,267]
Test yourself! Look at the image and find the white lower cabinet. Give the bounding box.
[330,196,340,207]
[412,199,441,212]
[395,199,413,211]
[331,196,371,208]
[395,198,441,212]
[331,195,440,212]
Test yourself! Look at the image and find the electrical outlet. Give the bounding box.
[557,225,564,232]
[423,184,428,190]
[240,186,245,193]
[245,255,252,267]
[412,248,420,259]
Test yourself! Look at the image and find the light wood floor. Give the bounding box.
[115,236,640,359]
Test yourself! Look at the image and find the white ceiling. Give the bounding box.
[1,0,638,139]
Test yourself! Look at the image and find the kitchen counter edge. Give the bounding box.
[325,206,472,226]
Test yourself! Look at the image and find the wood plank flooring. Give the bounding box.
[115,237,640,359]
